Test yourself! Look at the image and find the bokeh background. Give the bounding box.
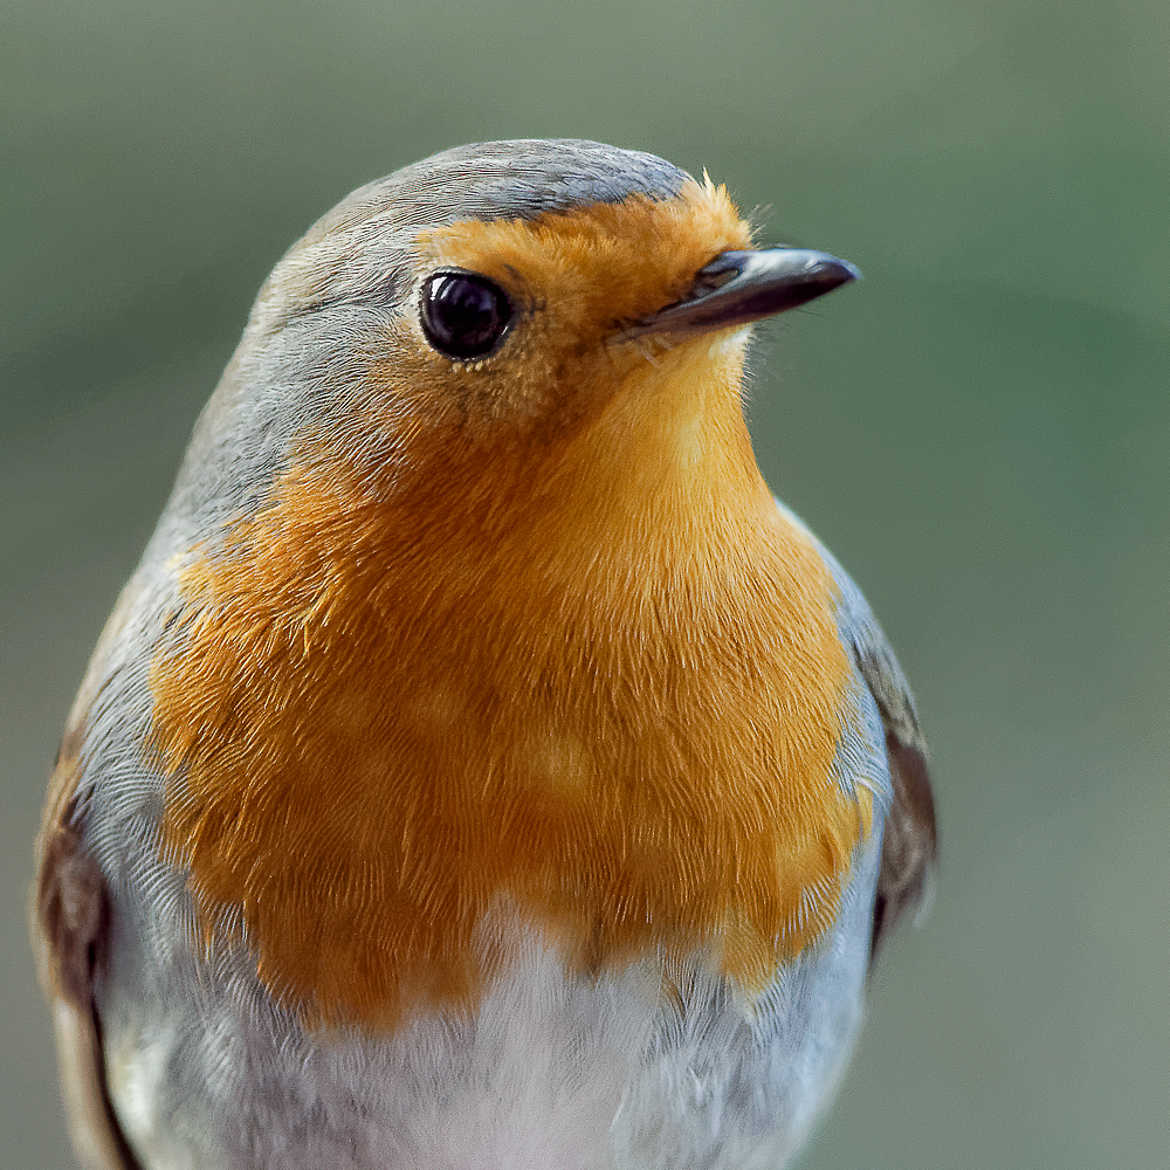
[3,1,1166,1167]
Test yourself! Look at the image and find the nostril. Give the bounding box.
[691,252,749,296]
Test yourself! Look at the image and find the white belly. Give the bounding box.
[99,824,879,1170]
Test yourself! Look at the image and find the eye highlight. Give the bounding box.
[419,270,513,360]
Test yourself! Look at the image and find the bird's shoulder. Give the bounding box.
[775,499,938,962]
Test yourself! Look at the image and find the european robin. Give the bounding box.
[33,139,936,1170]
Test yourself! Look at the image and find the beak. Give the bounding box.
[624,247,860,339]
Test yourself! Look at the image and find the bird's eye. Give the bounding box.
[419,271,512,360]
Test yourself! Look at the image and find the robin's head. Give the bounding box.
[178,140,856,528]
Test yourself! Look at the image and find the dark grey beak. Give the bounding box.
[625,247,860,338]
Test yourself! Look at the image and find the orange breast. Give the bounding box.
[149,329,871,1031]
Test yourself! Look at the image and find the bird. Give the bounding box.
[32,138,936,1170]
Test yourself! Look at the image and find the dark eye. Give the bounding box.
[419,271,512,359]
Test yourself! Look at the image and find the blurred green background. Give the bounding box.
[3,1,1167,1167]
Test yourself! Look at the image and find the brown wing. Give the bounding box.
[772,499,938,964]
[33,719,142,1170]
[849,624,938,965]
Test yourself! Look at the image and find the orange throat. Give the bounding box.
[149,341,870,1028]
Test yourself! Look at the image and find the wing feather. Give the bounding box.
[33,722,141,1170]
[832,554,938,963]
[776,501,938,963]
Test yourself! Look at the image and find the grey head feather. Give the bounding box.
[307,139,691,241]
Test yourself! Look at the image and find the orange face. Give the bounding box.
[149,183,870,1029]
[355,178,752,444]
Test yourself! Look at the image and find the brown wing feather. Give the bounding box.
[771,500,938,965]
[33,727,141,1170]
[850,628,938,965]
